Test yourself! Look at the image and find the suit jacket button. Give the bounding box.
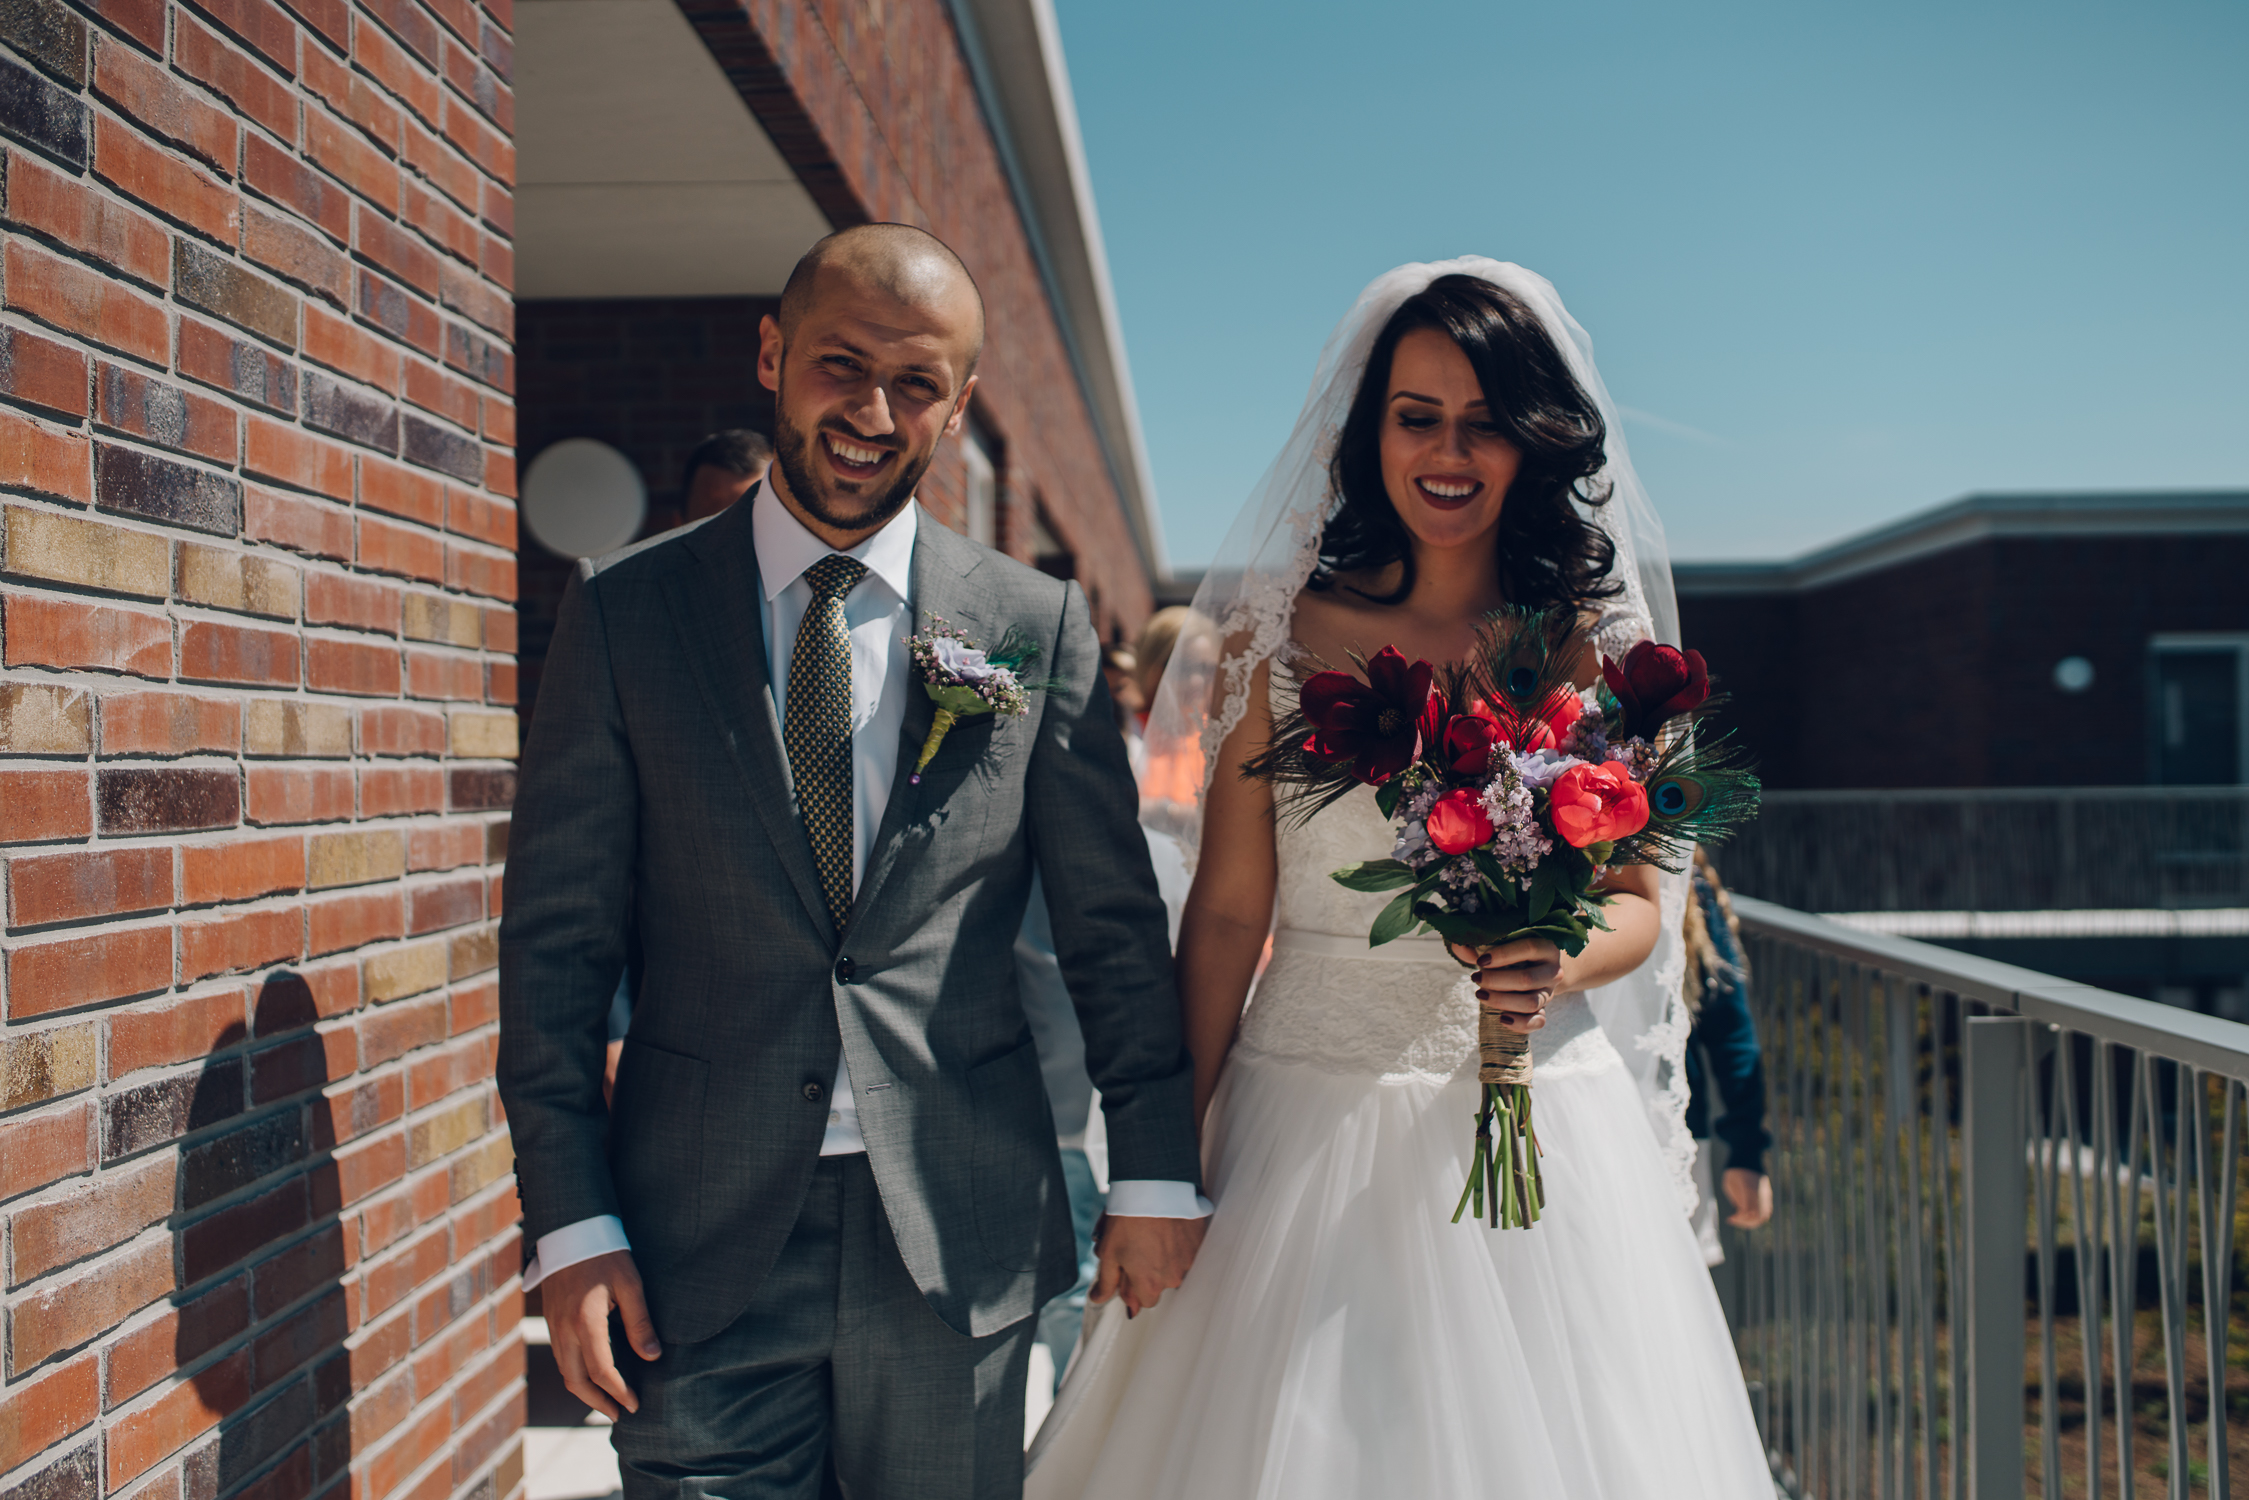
[802,1080,825,1103]
[834,957,856,983]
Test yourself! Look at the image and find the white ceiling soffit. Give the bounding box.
[949,0,1169,581]
[515,0,830,299]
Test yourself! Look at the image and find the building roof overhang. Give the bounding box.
[1674,490,2249,597]
[944,0,1168,584]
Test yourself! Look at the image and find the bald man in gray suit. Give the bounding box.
[498,226,1207,1500]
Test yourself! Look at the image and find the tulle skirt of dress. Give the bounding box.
[1026,1037,1773,1499]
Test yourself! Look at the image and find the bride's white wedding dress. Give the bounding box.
[1027,783,1773,1499]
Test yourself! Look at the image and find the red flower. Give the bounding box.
[1479,691,1580,755]
[1601,642,1709,738]
[1427,789,1495,854]
[1441,705,1506,775]
[1540,689,1584,738]
[1300,646,1442,785]
[1548,760,1650,848]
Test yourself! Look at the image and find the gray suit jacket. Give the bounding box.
[497,502,1199,1343]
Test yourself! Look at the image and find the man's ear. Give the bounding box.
[942,374,979,439]
[757,315,785,394]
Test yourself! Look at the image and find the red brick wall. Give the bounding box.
[1679,531,2249,788]
[0,3,523,1500]
[677,0,1156,639]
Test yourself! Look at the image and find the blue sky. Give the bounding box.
[1050,0,2248,567]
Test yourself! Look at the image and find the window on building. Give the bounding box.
[2149,638,2247,784]
[1028,500,1075,581]
[960,421,997,548]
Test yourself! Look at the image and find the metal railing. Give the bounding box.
[1717,896,2249,1499]
[1716,789,2249,913]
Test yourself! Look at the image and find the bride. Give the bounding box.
[1026,259,1773,1498]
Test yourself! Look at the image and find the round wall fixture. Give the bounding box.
[2052,656,2096,693]
[521,438,647,559]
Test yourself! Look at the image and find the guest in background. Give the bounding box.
[681,428,772,522]
[1103,645,1144,770]
[1129,607,1195,726]
[1684,846,1773,1266]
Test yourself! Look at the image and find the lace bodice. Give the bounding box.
[1237,785,1620,1086]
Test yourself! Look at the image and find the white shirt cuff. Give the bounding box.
[1103,1180,1213,1218]
[522,1214,631,1290]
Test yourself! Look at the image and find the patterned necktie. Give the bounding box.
[785,553,869,931]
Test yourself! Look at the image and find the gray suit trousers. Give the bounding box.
[612,1155,1035,1500]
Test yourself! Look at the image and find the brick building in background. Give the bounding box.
[1681,492,2249,1013]
[510,0,1165,722]
[2,4,1166,1500]
[0,2,523,1500]
[1677,491,2249,790]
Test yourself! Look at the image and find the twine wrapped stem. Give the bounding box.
[1453,1004,1543,1229]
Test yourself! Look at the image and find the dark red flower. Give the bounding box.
[1601,642,1709,738]
[1441,705,1506,775]
[1427,789,1495,854]
[1300,646,1441,785]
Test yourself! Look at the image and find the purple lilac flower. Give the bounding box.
[1478,759,1553,882]
[1392,783,1443,869]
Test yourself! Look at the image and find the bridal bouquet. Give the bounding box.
[1246,610,1759,1229]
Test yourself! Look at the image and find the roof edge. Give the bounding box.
[945,0,1169,584]
[1675,489,2249,595]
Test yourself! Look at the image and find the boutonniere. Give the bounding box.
[907,619,1062,784]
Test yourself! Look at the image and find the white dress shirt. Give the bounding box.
[524,486,1205,1290]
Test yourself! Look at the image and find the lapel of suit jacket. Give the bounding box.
[847,517,992,937]
[660,501,837,948]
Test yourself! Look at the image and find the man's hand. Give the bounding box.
[1088,1214,1207,1316]
[1723,1167,1773,1229]
[543,1249,662,1419]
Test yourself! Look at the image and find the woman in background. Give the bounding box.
[1683,846,1772,1265]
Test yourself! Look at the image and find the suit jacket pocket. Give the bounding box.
[968,1036,1057,1273]
[609,1038,709,1258]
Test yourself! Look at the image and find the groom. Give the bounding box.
[498,225,1207,1499]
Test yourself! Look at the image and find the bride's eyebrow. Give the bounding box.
[1389,390,1489,410]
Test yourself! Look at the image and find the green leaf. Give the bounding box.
[1373,778,1406,819]
[1369,888,1422,946]
[1581,903,1613,933]
[1330,859,1416,892]
[1527,861,1559,922]
[1531,916,1593,956]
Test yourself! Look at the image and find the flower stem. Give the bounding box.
[910,707,957,785]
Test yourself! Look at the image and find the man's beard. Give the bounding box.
[772,408,931,536]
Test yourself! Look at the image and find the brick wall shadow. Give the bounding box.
[151,970,524,1500]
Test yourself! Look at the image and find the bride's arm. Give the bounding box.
[1560,861,1662,991]
[1175,660,1278,1131]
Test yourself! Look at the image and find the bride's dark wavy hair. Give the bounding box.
[1313,274,1621,609]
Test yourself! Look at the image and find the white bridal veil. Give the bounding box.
[1141,257,1698,1209]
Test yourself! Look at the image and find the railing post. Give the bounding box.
[1963,1015,2031,1500]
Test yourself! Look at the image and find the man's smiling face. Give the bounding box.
[758,262,982,547]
